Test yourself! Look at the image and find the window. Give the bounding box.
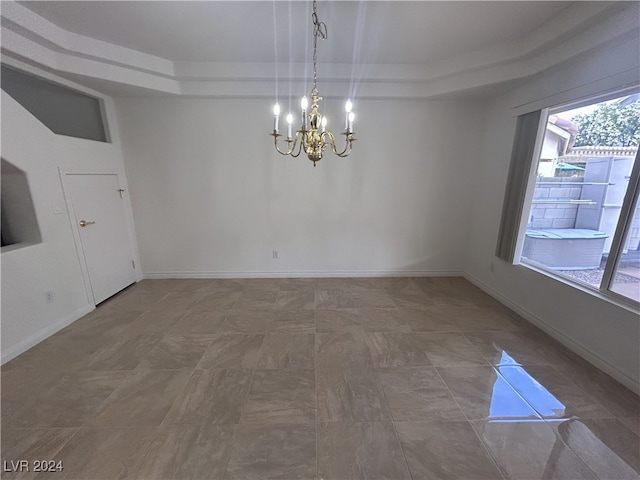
[499,91,640,307]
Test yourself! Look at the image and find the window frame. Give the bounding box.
[507,88,640,312]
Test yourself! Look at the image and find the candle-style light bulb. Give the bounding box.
[345,99,353,129]
[301,96,308,130]
[286,113,293,139]
[348,111,355,133]
[321,116,327,133]
[273,103,280,132]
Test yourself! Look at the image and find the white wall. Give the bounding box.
[1,78,139,363]
[116,97,482,277]
[465,31,640,393]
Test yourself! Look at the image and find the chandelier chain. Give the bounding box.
[311,0,327,94]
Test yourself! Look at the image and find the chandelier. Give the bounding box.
[270,0,356,166]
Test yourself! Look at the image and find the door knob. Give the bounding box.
[79,220,96,227]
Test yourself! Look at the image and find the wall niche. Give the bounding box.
[1,158,42,250]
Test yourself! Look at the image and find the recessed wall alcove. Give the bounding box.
[1,158,42,250]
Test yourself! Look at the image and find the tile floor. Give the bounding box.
[2,277,639,479]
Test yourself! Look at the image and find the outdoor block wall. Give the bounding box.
[529,176,583,229]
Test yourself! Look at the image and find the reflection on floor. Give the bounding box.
[2,277,639,479]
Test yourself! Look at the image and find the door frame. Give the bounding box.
[58,168,141,305]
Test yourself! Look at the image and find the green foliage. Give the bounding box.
[571,101,640,147]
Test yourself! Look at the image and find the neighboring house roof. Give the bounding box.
[547,115,578,154]
[562,145,638,162]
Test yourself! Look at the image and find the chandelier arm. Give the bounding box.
[290,131,304,157]
[272,131,303,156]
[323,131,354,157]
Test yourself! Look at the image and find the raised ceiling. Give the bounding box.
[18,1,572,64]
[2,1,638,99]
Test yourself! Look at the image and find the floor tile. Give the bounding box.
[365,332,433,368]
[51,309,144,342]
[86,334,161,370]
[169,310,227,334]
[129,309,186,333]
[218,310,275,333]
[2,371,63,429]
[2,335,107,372]
[138,334,212,369]
[379,366,466,421]
[554,361,640,418]
[352,308,414,332]
[473,419,598,480]
[89,368,191,427]
[2,428,77,479]
[197,334,264,369]
[316,289,356,308]
[316,330,372,370]
[275,290,315,310]
[395,420,504,479]
[314,278,356,291]
[6,371,128,428]
[316,309,365,332]
[233,290,278,309]
[381,277,423,293]
[393,307,460,332]
[317,367,391,422]
[464,330,552,366]
[163,369,252,425]
[4,277,638,480]
[550,417,640,479]
[387,290,432,309]
[271,310,316,333]
[620,416,640,436]
[351,289,397,308]
[124,424,234,480]
[225,424,316,479]
[103,290,166,311]
[438,366,540,421]
[443,304,522,331]
[147,292,202,312]
[241,279,282,291]
[272,278,317,291]
[44,426,151,479]
[317,422,410,480]
[257,333,315,369]
[418,332,487,366]
[241,369,315,424]
[190,290,242,311]
[497,365,614,419]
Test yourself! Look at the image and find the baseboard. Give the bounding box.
[1,304,94,365]
[143,269,463,279]
[464,272,640,395]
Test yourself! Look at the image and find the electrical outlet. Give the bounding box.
[45,290,54,303]
[273,250,279,259]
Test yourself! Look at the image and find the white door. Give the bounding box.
[65,173,136,304]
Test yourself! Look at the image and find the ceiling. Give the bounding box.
[19,1,573,65]
[2,1,637,99]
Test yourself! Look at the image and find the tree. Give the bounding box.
[571,101,640,147]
